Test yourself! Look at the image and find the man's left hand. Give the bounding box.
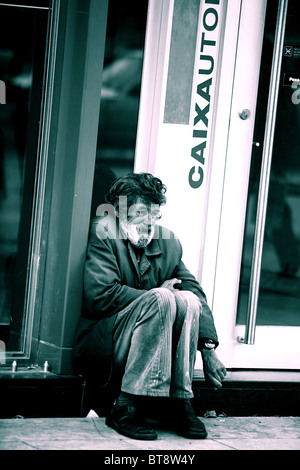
[201,349,227,389]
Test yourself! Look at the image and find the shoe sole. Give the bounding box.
[106,416,158,441]
[175,427,208,439]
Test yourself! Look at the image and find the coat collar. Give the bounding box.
[127,230,162,279]
[144,237,162,257]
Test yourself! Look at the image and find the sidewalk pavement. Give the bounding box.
[0,415,299,451]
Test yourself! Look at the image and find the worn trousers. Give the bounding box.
[112,288,201,399]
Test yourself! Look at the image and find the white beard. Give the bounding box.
[119,217,155,248]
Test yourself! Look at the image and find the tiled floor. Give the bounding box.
[0,415,299,451]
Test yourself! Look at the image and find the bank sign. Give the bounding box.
[189,0,222,189]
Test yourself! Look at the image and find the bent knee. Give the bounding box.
[175,290,202,313]
[149,287,176,303]
[182,290,200,303]
[147,287,177,318]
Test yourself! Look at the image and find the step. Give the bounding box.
[0,369,299,418]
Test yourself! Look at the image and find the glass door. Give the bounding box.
[0,1,50,360]
[211,0,300,370]
[237,0,300,336]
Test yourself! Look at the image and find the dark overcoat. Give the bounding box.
[73,215,218,386]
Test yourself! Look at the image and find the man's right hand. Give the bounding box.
[201,349,227,390]
[160,278,182,292]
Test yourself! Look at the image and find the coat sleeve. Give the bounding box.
[174,258,219,347]
[83,228,147,318]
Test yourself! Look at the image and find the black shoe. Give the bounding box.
[106,403,158,440]
[172,400,207,439]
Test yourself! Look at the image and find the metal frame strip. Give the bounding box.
[241,0,289,344]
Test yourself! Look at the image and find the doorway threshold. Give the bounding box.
[194,369,300,383]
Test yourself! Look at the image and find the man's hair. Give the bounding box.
[105,173,167,211]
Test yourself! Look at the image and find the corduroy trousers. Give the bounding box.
[112,288,201,399]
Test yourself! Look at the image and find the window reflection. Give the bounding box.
[90,0,148,218]
[0,5,48,351]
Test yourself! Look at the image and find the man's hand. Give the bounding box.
[201,349,227,390]
[160,278,182,292]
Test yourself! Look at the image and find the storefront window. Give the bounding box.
[90,0,148,218]
[0,2,49,356]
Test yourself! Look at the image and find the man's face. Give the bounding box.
[118,198,161,248]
